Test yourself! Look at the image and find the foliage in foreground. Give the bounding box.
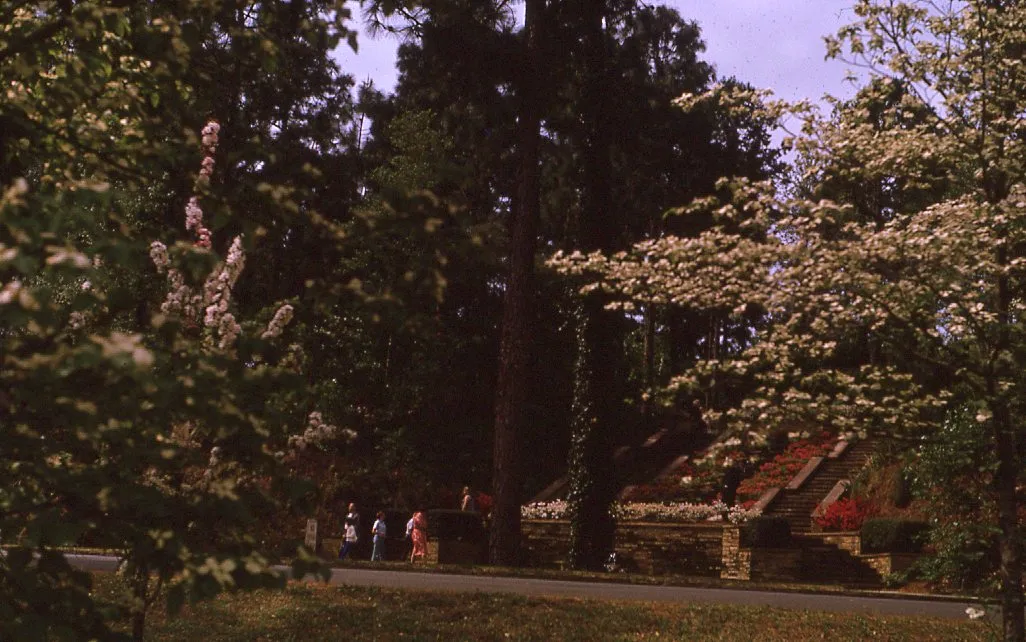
[0,1,382,638]
[91,575,989,642]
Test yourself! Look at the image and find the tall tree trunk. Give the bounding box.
[567,299,619,569]
[567,0,620,571]
[490,0,545,567]
[992,237,1024,642]
[993,400,1025,642]
[130,563,149,642]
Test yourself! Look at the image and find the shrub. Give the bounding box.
[740,516,792,548]
[910,406,1001,591]
[814,497,876,531]
[860,519,930,554]
[426,509,486,541]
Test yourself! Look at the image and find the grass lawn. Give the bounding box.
[92,575,990,641]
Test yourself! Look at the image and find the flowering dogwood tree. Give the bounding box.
[554,2,1026,638]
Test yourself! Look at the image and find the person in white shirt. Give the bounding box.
[405,514,415,559]
[371,511,387,561]
[338,502,360,559]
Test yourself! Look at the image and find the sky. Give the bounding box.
[334,1,863,107]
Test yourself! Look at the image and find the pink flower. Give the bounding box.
[261,304,294,339]
[185,197,203,232]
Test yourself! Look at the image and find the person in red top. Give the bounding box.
[409,511,428,562]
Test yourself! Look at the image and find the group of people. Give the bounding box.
[336,502,428,563]
[336,486,482,563]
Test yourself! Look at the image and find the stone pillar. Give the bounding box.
[720,525,751,580]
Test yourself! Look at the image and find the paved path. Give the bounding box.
[67,554,981,621]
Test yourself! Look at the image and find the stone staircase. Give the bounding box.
[795,533,883,585]
[748,437,889,586]
[762,438,877,535]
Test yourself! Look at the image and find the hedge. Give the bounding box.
[426,509,486,541]
[860,518,930,554]
[740,516,792,548]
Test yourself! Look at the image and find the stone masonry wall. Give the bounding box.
[720,525,750,580]
[521,520,725,577]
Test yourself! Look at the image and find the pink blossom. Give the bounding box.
[149,241,170,273]
[195,227,211,249]
[261,304,294,339]
[185,197,203,232]
[201,121,220,151]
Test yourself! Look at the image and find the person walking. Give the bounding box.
[409,510,428,563]
[405,512,415,560]
[371,511,387,561]
[338,502,361,560]
[460,486,478,512]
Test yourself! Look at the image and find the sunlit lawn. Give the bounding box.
[92,575,990,642]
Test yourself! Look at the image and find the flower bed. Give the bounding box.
[621,436,754,504]
[525,431,844,528]
[737,430,837,503]
[521,500,761,524]
[621,430,840,507]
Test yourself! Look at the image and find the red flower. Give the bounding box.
[814,497,877,531]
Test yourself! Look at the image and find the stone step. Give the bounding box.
[762,439,879,534]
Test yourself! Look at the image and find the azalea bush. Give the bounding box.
[813,497,877,532]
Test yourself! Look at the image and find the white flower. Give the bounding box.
[287,411,347,453]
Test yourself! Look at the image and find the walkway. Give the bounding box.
[66,554,981,621]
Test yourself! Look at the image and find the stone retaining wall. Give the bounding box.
[522,519,725,576]
[860,552,918,578]
[802,531,861,555]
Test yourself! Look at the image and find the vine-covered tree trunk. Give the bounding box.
[566,0,621,571]
[490,0,546,567]
[566,300,620,569]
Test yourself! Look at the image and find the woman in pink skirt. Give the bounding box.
[409,511,428,562]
